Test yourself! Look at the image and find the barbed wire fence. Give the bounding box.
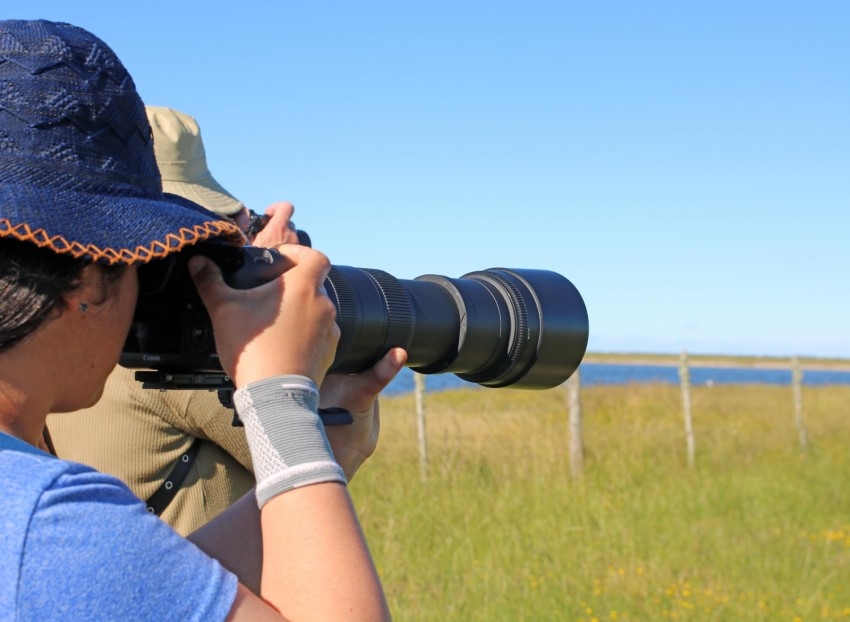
[566,368,583,479]
[791,356,810,455]
[414,372,429,482]
[571,352,811,470]
[410,354,816,475]
[678,351,696,469]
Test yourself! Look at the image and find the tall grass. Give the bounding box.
[350,383,850,621]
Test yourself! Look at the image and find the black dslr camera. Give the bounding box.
[120,243,589,394]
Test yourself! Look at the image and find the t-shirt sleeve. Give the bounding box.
[18,463,238,621]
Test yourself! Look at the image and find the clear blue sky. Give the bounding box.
[8,2,849,358]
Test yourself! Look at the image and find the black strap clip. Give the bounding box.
[145,437,203,516]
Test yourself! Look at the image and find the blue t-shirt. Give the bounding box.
[0,432,238,621]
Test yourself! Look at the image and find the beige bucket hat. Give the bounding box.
[145,106,245,216]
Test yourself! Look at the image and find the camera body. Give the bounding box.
[120,244,589,390]
[121,244,280,375]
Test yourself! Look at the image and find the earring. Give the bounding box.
[79,302,89,312]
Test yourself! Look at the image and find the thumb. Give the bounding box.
[374,347,408,389]
[356,348,409,396]
[188,254,226,306]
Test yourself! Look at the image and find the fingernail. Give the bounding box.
[393,348,407,367]
[187,255,204,276]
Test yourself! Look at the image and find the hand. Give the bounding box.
[251,202,300,247]
[188,243,340,388]
[322,348,407,480]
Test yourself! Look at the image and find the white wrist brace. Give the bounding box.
[233,375,346,508]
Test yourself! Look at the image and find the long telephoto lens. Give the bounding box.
[323,266,588,389]
[120,244,589,392]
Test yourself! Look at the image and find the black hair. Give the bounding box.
[0,238,125,353]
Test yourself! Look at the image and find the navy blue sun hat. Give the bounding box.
[0,19,244,265]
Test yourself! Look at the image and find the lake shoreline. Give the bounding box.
[384,355,850,394]
[583,352,850,371]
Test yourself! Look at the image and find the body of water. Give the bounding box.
[383,362,850,395]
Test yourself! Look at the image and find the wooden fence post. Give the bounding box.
[414,372,429,481]
[566,368,583,479]
[678,350,695,468]
[791,356,809,455]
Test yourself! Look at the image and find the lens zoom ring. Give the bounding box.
[325,267,356,362]
[363,269,413,349]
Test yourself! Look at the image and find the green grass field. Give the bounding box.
[350,382,850,621]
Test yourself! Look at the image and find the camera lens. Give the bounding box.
[323,266,588,389]
[121,245,589,391]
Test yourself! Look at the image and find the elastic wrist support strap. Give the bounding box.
[233,376,346,508]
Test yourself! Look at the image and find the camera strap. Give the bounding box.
[145,437,202,516]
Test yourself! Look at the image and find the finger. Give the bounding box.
[251,202,297,247]
[264,201,295,221]
[353,348,408,396]
[277,244,333,286]
[188,254,226,304]
[374,347,407,389]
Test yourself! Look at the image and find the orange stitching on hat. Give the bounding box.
[0,219,244,265]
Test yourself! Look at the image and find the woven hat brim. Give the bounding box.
[0,185,244,265]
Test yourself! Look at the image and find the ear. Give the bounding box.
[58,264,100,314]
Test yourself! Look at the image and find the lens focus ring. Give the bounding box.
[362,269,413,351]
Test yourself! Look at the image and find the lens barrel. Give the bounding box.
[323,266,588,389]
